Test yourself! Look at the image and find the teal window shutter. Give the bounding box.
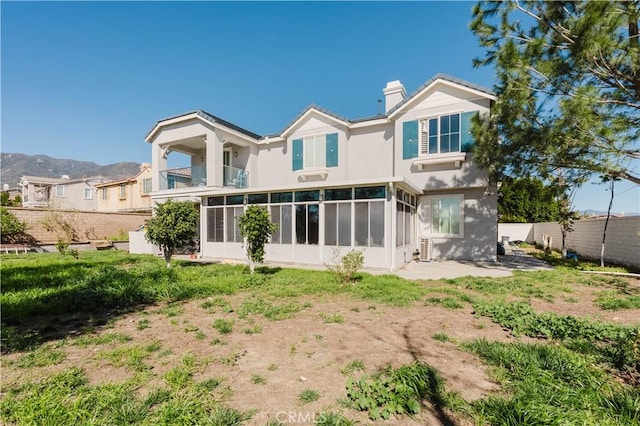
[326,133,338,167]
[292,138,303,170]
[461,111,477,152]
[402,120,418,159]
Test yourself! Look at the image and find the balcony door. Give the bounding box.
[223,149,231,186]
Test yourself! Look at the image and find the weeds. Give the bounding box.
[212,318,234,334]
[298,389,320,403]
[346,361,460,421]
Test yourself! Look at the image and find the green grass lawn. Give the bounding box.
[1,250,638,425]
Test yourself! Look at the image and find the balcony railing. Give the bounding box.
[158,165,248,190]
[159,165,206,190]
[223,165,249,189]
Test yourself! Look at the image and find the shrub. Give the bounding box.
[1,208,27,243]
[325,248,365,283]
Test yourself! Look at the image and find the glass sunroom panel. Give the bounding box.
[370,201,385,247]
[338,202,351,246]
[324,203,337,246]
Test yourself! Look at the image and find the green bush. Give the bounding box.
[1,207,27,243]
[325,248,365,283]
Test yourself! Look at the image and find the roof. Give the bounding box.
[386,73,496,116]
[145,110,262,141]
[20,175,109,185]
[147,74,494,141]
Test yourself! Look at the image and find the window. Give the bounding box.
[84,188,93,200]
[100,188,108,201]
[421,113,461,155]
[292,133,338,170]
[325,202,351,246]
[270,204,292,244]
[270,192,292,203]
[248,193,268,204]
[295,204,319,245]
[225,206,243,243]
[396,189,415,247]
[56,185,66,197]
[142,178,152,195]
[430,195,463,236]
[119,184,127,199]
[206,207,224,242]
[226,195,244,205]
[354,201,384,247]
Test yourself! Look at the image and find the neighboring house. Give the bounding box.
[143,74,498,270]
[94,164,153,212]
[19,175,109,210]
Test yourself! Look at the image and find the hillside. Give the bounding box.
[1,153,142,188]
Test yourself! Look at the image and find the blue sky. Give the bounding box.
[2,1,638,213]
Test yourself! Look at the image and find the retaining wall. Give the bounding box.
[7,207,151,244]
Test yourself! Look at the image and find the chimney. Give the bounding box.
[383,80,406,113]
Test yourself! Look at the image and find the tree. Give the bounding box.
[1,208,27,243]
[144,199,199,268]
[498,177,561,223]
[470,1,640,190]
[236,205,278,274]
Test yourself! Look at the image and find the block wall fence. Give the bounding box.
[499,217,640,269]
[7,207,151,244]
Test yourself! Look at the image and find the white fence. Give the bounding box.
[498,217,640,269]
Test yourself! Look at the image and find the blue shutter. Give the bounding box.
[292,138,303,170]
[325,133,338,167]
[461,111,477,152]
[402,121,418,159]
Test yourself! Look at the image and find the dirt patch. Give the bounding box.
[3,274,639,425]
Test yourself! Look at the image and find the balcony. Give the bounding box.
[159,165,206,190]
[223,165,249,189]
[158,165,248,190]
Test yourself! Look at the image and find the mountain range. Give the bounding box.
[1,153,143,188]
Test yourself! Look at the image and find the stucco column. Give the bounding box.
[151,141,168,192]
[207,130,223,187]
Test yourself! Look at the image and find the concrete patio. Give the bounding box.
[178,252,552,281]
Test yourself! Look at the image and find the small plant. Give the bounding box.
[251,374,267,385]
[346,362,456,421]
[321,313,344,324]
[212,318,234,334]
[195,331,207,340]
[137,319,151,331]
[219,352,241,366]
[15,345,66,368]
[298,389,320,404]
[211,337,228,346]
[243,325,262,335]
[267,363,278,371]
[432,333,451,342]
[325,248,365,283]
[158,303,184,317]
[341,360,366,375]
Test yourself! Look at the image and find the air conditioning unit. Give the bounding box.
[419,238,431,262]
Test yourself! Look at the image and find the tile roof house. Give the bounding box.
[140,74,498,271]
[19,175,109,210]
[94,163,153,213]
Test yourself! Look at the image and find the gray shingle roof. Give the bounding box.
[146,110,262,140]
[386,73,495,116]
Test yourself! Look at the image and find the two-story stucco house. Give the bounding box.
[143,74,497,271]
[95,164,153,213]
[19,175,109,210]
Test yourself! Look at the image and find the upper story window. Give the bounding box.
[142,178,152,195]
[402,111,476,160]
[84,188,93,200]
[292,133,338,171]
[56,185,66,197]
[119,184,127,199]
[421,113,460,155]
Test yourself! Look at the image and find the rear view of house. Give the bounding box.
[142,74,498,270]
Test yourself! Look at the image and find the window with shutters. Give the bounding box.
[420,113,461,155]
[292,133,338,172]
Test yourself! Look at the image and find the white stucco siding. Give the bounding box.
[417,188,497,261]
[346,123,393,180]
